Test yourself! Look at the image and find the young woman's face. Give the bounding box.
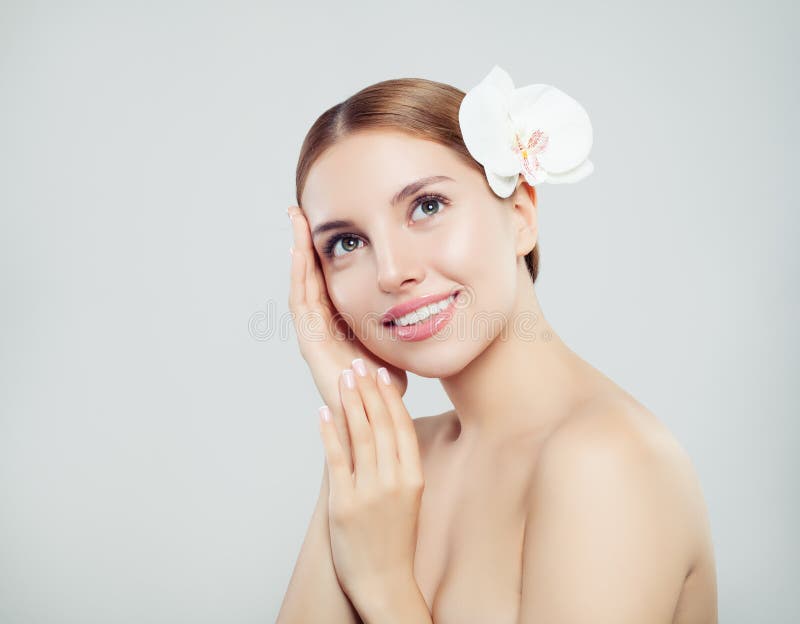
[299,129,534,378]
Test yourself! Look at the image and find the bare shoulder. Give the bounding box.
[546,395,688,466]
[535,393,709,575]
[517,389,718,620]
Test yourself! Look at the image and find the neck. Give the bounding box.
[439,268,587,448]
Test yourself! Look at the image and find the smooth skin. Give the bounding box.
[278,129,718,623]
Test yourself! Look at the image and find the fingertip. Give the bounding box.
[319,405,332,423]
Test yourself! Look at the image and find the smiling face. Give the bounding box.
[299,129,537,378]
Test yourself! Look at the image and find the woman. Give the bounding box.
[277,67,718,623]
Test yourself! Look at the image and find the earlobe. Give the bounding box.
[517,223,538,256]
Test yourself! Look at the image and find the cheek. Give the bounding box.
[439,208,510,278]
[327,277,357,315]
[326,274,374,331]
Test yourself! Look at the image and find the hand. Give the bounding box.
[318,361,424,603]
[288,205,408,469]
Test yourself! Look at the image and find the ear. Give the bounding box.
[510,177,538,257]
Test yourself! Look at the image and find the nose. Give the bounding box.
[374,230,424,293]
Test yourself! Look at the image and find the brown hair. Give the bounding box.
[294,77,540,284]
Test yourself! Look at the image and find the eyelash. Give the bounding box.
[320,192,450,259]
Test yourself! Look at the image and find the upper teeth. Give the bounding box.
[392,294,456,326]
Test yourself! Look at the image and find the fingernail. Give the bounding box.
[319,405,331,422]
[351,358,367,377]
[378,367,391,386]
[342,369,355,389]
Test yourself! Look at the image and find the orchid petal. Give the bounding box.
[484,169,519,198]
[520,164,548,187]
[509,85,593,174]
[459,66,521,176]
[544,159,594,184]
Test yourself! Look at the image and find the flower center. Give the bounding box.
[512,129,549,179]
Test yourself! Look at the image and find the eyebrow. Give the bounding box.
[310,175,454,240]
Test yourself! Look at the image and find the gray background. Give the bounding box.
[1,1,797,622]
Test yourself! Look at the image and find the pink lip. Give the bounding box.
[381,288,461,325]
[386,294,459,342]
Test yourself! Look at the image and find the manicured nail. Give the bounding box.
[319,405,331,422]
[342,369,355,389]
[351,358,367,377]
[378,367,391,386]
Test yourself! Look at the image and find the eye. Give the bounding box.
[410,194,447,223]
[322,234,364,259]
[320,192,450,260]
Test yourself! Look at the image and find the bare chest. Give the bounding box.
[412,439,534,624]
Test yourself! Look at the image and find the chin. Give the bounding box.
[409,361,468,379]
[374,339,480,380]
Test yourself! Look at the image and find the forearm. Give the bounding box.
[276,465,361,624]
[350,574,433,624]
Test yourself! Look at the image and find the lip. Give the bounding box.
[386,294,459,342]
[381,288,461,325]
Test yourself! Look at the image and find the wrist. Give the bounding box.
[350,570,431,624]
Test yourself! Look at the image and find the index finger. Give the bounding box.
[288,206,324,305]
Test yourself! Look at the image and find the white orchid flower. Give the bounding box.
[458,65,594,198]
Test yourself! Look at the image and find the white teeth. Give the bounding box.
[394,294,456,327]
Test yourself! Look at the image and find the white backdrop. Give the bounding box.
[1,1,797,622]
